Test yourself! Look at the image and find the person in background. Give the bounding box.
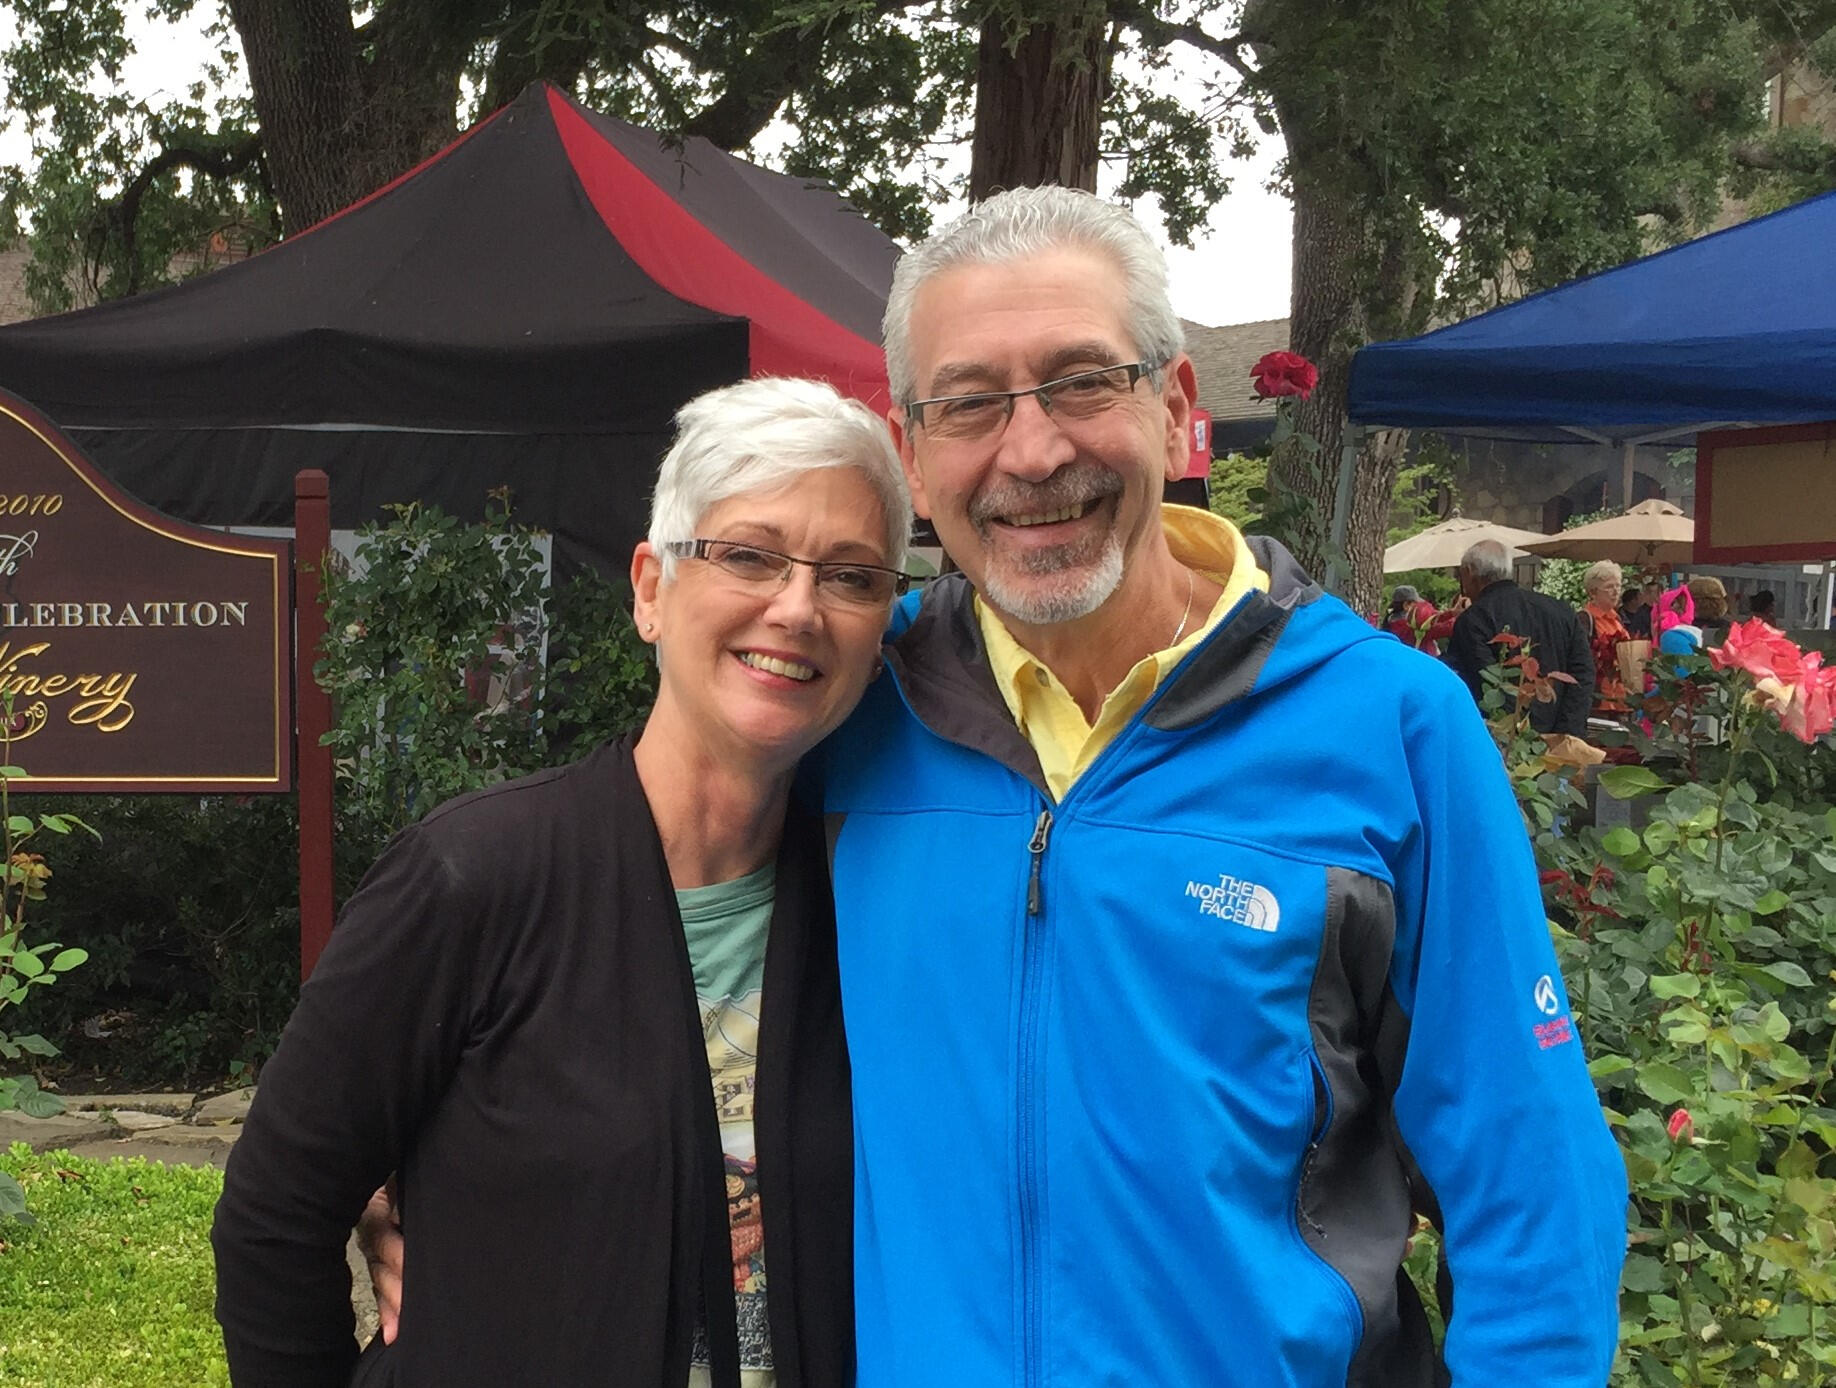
[212,377,911,1388]
[1383,583,1463,656]
[1748,589,1777,624]
[1577,561,1631,720]
[1446,539,1594,734]
[1622,579,1661,640]
[1689,575,1732,644]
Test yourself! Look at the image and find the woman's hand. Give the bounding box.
[357,1180,405,1345]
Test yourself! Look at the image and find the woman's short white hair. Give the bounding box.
[647,377,912,578]
[882,186,1186,406]
[1583,561,1625,597]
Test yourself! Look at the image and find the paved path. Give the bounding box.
[1,1088,380,1343]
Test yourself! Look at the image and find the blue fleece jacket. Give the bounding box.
[818,538,1626,1387]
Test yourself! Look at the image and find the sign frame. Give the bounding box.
[0,389,293,794]
[1696,421,1836,566]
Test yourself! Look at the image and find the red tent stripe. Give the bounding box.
[547,87,890,412]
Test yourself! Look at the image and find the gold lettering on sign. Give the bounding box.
[0,640,138,733]
[0,600,252,628]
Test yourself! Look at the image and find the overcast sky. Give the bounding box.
[0,7,1294,327]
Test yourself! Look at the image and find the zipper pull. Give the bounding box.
[1026,810,1053,916]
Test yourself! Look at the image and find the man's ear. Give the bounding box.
[630,542,663,641]
[1161,354,1198,484]
[889,407,934,520]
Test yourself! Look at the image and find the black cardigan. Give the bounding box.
[212,739,854,1387]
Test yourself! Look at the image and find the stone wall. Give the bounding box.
[1435,432,1694,531]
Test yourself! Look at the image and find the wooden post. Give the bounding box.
[294,471,336,980]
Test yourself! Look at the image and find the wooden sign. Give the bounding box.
[1696,422,1836,565]
[0,388,291,792]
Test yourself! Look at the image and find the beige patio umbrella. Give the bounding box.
[1519,499,1695,566]
[1383,515,1553,573]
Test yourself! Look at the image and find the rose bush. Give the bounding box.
[1478,622,1836,1384]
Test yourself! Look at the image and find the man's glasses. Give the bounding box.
[905,361,1161,441]
[665,539,912,607]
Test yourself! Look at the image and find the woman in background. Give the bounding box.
[1577,561,1631,719]
[212,377,912,1388]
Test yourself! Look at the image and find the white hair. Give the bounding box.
[882,186,1186,406]
[1583,561,1624,596]
[1458,539,1513,584]
[647,377,912,577]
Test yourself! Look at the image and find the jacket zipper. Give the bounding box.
[1018,807,1052,1388]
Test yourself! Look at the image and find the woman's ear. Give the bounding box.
[631,542,663,642]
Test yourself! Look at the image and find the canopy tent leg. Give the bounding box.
[1622,441,1637,509]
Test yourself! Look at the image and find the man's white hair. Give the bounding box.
[647,376,912,577]
[1458,539,1513,584]
[882,186,1186,406]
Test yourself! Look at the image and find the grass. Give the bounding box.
[0,1142,229,1387]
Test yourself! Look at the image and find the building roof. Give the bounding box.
[1183,316,1289,423]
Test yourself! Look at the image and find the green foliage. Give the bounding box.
[1,698,98,1220]
[1487,639,1836,1383]
[1207,449,1267,529]
[317,497,657,836]
[0,1144,230,1383]
[16,794,334,1091]
[1387,435,1459,546]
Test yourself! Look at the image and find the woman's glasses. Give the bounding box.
[666,539,912,607]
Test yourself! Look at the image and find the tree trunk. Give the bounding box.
[968,5,1113,198]
[229,0,464,233]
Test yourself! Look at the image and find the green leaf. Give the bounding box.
[5,815,32,835]
[35,814,69,834]
[1589,1054,1634,1079]
[1752,889,1791,916]
[1762,961,1813,988]
[0,1171,29,1220]
[46,948,87,972]
[1599,765,1668,800]
[11,1033,56,1057]
[1649,973,1701,999]
[0,765,27,778]
[1602,827,1642,857]
[1620,1253,1668,1293]
[1636,1063,1696,1106]
[12,949,43,978]
[14,1085,64,1119]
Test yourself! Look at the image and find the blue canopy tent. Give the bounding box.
[1348,188,1836,455]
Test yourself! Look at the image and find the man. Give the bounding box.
[370,188,1626,1383]
[1446,538,1595,735]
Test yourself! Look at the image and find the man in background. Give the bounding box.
[1446,538,1595,733]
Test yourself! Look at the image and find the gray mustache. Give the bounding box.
[969,468,1122,526]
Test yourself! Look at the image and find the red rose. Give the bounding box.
[1666,1108,1693,1144]
[1249,350,1319,401]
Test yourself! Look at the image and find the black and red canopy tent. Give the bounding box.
[0,82,897,571]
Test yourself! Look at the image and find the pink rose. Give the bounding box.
[1667,1108,1693,1143]
[1708,618,1805,685]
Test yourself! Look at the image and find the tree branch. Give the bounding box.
[106,130,265,295]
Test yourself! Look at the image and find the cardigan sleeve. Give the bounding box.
[211,823,486,1387]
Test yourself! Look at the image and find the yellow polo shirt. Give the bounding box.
[975,505,1269,800]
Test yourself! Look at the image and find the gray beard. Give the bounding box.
[979,531,1124,626]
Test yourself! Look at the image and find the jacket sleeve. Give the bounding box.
[211,825,484,1387]
[1388,669,1626,1382]
[1557,610,1596,735]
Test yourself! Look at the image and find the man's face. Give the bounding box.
[889,247,1192,629]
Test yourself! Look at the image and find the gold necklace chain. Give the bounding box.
[1168,567,1196,648]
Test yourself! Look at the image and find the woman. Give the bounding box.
[212,377,913,1388]
[1577,561,1631,718]
[1382,584,1460,657]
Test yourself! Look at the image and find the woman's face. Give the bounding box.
[633,466,895,774]
[1589,574,1622,606]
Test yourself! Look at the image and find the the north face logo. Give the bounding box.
[1185,875,1280,932]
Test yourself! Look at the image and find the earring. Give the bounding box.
[642,622,655,635]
